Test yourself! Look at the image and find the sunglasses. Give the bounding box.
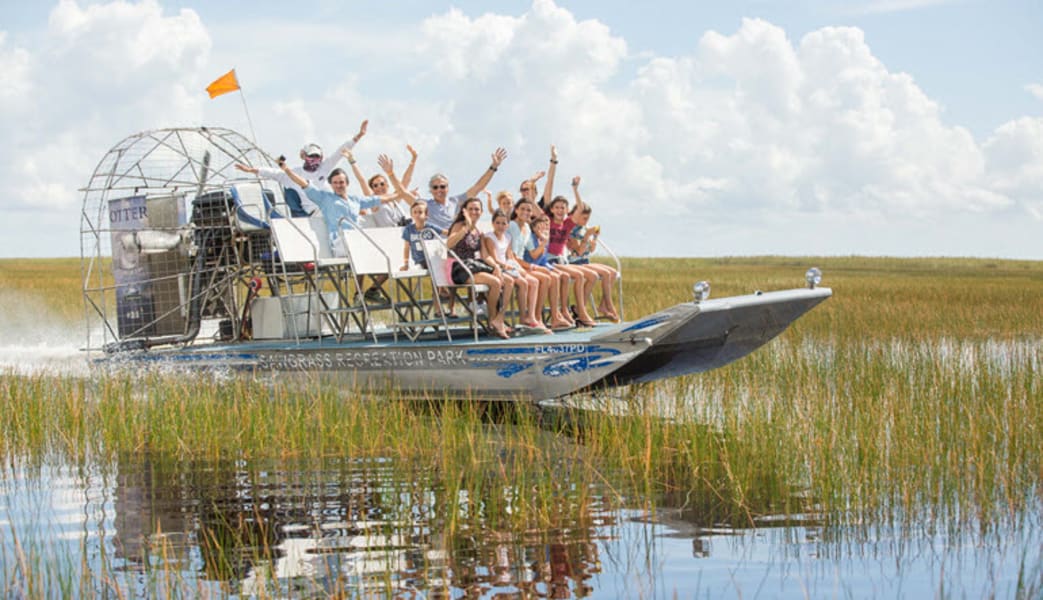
[431,184,447,190]
[520,187,532,192]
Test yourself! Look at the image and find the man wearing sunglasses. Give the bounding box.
[236,119,369,215]
[424,147,508,235]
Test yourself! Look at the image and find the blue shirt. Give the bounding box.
[507,221,533,259]
[305,187,381,245]
[524,231,551,267]
[423,192,466,234]
[401,222,438,267]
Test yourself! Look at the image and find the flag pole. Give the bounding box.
[233,70,259,146]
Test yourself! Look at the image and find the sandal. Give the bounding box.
[524,320,553,334]
[489,325,510,339]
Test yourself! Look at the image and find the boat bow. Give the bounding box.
[590,286,832,386]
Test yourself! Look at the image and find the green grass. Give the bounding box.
[1,256,1041,597]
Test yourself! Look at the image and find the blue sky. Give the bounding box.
[1,0,1041,258]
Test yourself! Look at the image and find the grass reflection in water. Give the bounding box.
[1,255,1041,597]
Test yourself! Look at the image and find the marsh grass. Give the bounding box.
[1,256,1042,596]
[0,258,83,325]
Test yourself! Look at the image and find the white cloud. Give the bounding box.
[328,6,1034,256]
[983,117,1043,219]
[0,0,1039,258]
[0,0,211,219]
[625,19,1003,225]
[0,32,33,107]
[857,0,958,15]
[1026,83,1043,101]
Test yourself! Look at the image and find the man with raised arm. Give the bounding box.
[235,120,369,215]
[423,148,508,235]
[277,154,412,255]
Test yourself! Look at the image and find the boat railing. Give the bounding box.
[268,214,355,342]
[420,236,489,343]
[592,236,625,321]
[336,216,435,343]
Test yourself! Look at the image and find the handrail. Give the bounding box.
[340,218,394,279]
[335,215,380,343]
[421,235,484,342]
[592,236,625,321]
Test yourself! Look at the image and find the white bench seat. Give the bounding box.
[269,216,360,340]
[421,238,490,342]
[340,227,438,341]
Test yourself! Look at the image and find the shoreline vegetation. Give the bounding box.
[2,256,1041,596]
[3,255,1042,336]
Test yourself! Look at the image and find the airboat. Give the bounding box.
[81,127,831,401]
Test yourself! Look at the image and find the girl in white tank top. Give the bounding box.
[482,209,550,332]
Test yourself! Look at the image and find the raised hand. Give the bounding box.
[407,144,418,161]
[354,119,368,142]
[377,153,394,174]
[491,147,507,169]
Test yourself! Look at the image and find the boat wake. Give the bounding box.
[0,294,88,376]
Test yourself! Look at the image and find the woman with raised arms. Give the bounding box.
[543,176,597,327]
[344,144,419,228]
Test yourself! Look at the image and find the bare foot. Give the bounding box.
[549,318,572,330]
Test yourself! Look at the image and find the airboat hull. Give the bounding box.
[598,287,831,385]
[96,287,831,401]
[81,127,832,400]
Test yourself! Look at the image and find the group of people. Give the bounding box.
[236,123,618,339]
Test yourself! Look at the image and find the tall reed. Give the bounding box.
[2,256,1041,597]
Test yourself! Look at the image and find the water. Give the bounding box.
[3,455,1039,598]
[2,340,1041,598]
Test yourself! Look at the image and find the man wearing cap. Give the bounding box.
[277,154,413,256]
[235,119,369,215]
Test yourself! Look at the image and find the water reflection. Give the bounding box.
[108,455,609,598]
[3,450,1039,598]
[3,396,1040,599]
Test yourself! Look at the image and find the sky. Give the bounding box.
[1,0,1041,259]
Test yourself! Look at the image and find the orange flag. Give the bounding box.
[206,69,240,99]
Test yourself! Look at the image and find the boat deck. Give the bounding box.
[194,321,618,354]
